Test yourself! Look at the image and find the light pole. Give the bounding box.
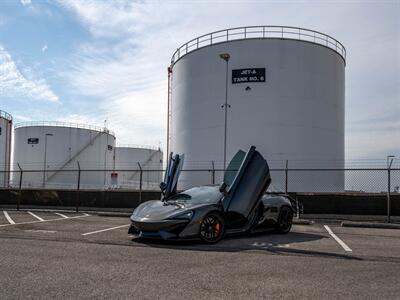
[386,155,395,223]
[42,133,53,187]
[219,53,230,171]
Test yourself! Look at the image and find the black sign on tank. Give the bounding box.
[28,138,39,144]
[232,68,265,84]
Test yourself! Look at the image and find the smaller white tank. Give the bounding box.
[114,145,163,190]
[12,121,116,189]
[0,110,12,188]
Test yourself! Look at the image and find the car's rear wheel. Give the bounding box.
[276,206,293,234]
[199,212,225,243]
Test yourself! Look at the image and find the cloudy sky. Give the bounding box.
[0,0,399,162]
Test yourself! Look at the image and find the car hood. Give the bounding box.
[131,186,222,222]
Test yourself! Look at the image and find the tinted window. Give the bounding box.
[223,150,246,187]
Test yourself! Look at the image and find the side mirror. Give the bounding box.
[219,182,227,194]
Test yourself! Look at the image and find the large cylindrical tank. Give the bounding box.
[12,122,116,189]
[0,110,12,188]
[169,26,346,192]
[114,145,163,190]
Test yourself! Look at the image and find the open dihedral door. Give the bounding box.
[160,153,184,199]
[221,146,271,218]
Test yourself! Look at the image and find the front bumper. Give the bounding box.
[129,219,190,240]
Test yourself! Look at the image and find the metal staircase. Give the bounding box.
[46,131,105,182]
[128,150,162,181]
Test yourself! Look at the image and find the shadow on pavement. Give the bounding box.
[131,231,361,260]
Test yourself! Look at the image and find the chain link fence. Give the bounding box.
[0,165,399,217]
[0,166,398,193]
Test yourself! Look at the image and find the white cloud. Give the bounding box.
[0,46,59,102]
[20,0,32,6]
[57,0,399,157]
[41,45,48,52]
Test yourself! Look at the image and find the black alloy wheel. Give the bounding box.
[199,212,225,243]
[276,206,293,234]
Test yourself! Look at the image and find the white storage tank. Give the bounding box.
[169,26,346,192]
[0,110,12,188]
[12,121,116,189]
[114,145,163,190]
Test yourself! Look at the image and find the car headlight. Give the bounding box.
[169,210,194,220]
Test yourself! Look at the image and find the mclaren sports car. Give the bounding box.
[129,146,293,243]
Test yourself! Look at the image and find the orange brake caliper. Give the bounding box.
[214,223,221,236]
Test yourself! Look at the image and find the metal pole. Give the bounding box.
[76,161,81,213]
[43,135,48,187]
[285,160,289,194]
[219,53,230,171]
[223,59,229,171]
[387,156,394,223]
[211,161,215,185]
[17,163,22,211]
[138,162,142,204]
[42,133,52,188]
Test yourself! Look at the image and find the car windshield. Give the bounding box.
[166,186,222,204]
[166,193,191,201]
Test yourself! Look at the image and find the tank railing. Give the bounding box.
[171,25,346,65]
[14,121,115,136]
[0,110,12,121]
[116,144,162,151]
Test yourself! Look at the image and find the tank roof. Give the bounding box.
[116,144,162,151]
[14,121,115,136]
[0,110,12,121]
[171,25,346,65]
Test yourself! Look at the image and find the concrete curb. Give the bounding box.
[341,221,400,230]
[293,219,314,225]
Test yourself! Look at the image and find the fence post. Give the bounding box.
[211,161,215,185]
[17,163,22,211]
[285,160,289,194]
[138,162,142,204]
[387,158,394,223]
[76,161,81,213]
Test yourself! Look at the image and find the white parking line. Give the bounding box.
[324,225,352,252]
[54,213,69,219]
[3,211,15,224]
[0,214,89,228]
[27,211,45,222]
[82,224,130,236]
[25,230,57,233]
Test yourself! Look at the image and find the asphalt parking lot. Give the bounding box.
[1,210,400,299]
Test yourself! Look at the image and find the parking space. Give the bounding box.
[0,210,90,229]
[1,212,400,298]
[325,225,400,259]
[2,211,399,259]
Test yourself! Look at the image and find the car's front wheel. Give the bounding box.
[199,212,225,243]
[276,206,293,234]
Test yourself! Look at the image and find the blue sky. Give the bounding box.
[0,0,399,163]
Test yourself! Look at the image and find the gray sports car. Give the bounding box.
[129,146,293,243]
